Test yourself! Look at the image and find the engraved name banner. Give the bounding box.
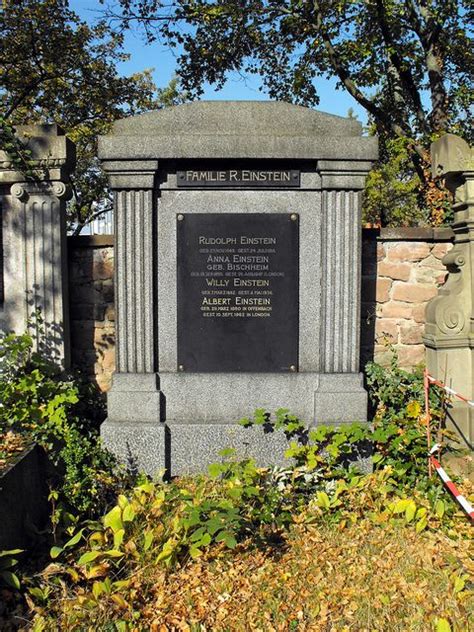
[176,169,300,188]
[177,213,299,373]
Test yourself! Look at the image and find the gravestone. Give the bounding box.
[424,134,474,450]
[0,125,75,366]
[98,101,378,476]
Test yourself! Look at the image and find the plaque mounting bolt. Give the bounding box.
[290,213,298,221]
[177,214,184,221]
[289,365,297,372]
[178,364,185,372]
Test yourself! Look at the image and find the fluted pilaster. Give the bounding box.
[320,190,362,373]
[11,183,69,362]
[115,189,155,373]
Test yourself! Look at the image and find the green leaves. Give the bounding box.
[315,492,331,510]
[0,327,120,519]
[365,351,454,487]
[50,530,84,560]
[108,0,471,218]
[434,500,446,519]
[452,574,466,594]
[50,547,63,560]
[104,506,124,533]
[143,530,154,552]
[0,331,79,439]
[404,500,417,523]
[208,462,224,478]
[0,549,23,590]
[0,0,165,232]
[77,550,101,566]
[415,514,428,533]
[436,618,452,632]
[1,570,21,590]
[215,530,237,549]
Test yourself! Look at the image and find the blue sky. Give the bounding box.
[72,0,368,124]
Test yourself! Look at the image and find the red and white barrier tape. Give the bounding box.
[426,374,474,408]
[429,444,474,521]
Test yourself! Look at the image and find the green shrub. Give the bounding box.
[365,352,454,486]
[0,332,80,443]
[14,354,470,629]
[0,549,22,590]
[0,330,123,520]
[240,353,454,490]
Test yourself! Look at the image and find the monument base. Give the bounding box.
[101,420,168,477]
[101,371,368,476]
[445,405,474,451]
[424,345,474,451]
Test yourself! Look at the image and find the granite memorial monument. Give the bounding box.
[98,101,378,475]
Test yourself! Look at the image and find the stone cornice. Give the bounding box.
[101,159,159,190]
[0,124,75,185]
[98,135,378,162]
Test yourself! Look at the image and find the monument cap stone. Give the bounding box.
[110,101,362,136]
[99,101,377,162]
[0,124,76,185]
[431,133,474,179]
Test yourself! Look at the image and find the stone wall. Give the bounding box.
[68,236,115,391]
[68,228,453,391]
[360,228,452,369]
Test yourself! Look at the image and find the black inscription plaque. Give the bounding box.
[177,213,299,372]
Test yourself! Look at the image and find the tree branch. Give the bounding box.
[312,0,413,142]
[406,0,449,131]
[375,0,428,134]
[72,202,113,236]
[404,0,425,38]
[3,77,45,120]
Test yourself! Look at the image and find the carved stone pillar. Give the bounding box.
[423,134,474,449]
[318,160,372,373]
[99,160,166,473]
[0,125,75,366]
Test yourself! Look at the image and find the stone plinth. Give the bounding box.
[423,134,474,450]
[0,125,75,366]
[98,101,378,476]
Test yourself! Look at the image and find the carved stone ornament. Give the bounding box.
[425,248,467,337]
[10,182,28,201]
[9,180,72,202]
[52,181,72,200]
[424,135,474,344]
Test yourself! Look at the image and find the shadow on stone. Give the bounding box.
[360,229,378,371]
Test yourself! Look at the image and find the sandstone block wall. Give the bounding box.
[68,236,115,392]
[360,228,452,370]
[68,228,453,391]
